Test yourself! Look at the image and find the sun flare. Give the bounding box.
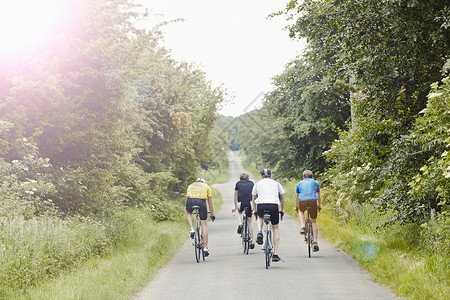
[0,0,62,56]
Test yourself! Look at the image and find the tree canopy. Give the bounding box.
[0,0,225,217]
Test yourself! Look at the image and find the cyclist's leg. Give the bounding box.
[298,201,307,228]
[269,205,280,255]
[237,202,243,233]
[256,206,264,232]
[272,223,280,255]
[308,201,319,240]
[255,205,264,244]
[312,218,318,240]
[242,203,253,239]
[185,198,195,230]
[248,215,254,240]
[200,220,208,248]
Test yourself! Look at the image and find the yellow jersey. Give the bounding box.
[186,182,212,200]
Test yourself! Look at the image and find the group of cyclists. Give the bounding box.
[185,168,321,261]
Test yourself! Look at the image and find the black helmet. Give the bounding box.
[260,169,271,176]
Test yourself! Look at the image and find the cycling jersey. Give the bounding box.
[235,179,254,202]
[296,178,320,201]
[186,181,212,200]
[252,178,284,205]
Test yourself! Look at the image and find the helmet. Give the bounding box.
[196,177,206,183]
[260,169,271,176]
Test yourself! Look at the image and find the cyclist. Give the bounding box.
[252,169,285,262]
[296,170,321,252]
[186,178,215,256]
[232,173,255,249]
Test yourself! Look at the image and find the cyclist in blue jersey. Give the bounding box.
[296,170,321,251]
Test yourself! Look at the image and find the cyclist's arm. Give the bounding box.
[207,196,214,216]
[252,194,256,213]
[279,193,285,213]
[317,192,322,211]
[295,193,300,214]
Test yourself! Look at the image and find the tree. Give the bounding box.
[0,0,225,216]
[264,58,350,176]
[277,0,450,223]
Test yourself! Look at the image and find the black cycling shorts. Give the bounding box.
[298,200,318,219]
[256,203,280,225]
[238,201,252,217]
[186,198,208,220]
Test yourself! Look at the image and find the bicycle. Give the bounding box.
[262,210,283,269]
[241,209,251,255]
[192,205,205,263]
[303,207,313,258]
[262,211,273,268]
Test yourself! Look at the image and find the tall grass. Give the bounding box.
[16,209,187,300]
[0,216,112,299]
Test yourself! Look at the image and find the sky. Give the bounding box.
[139,0,306,117]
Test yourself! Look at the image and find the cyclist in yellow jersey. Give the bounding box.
[186,178,215,256]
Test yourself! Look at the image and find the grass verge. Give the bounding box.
[17,173,225,300]
[15,209,187,300]
[304,187,449,300]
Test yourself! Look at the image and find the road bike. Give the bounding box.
[192,205,205,263]
[304,207,313,258]
[262,211,273,269]
[241,209,251,255]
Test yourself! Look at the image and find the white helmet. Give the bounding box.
[196,177,205,183]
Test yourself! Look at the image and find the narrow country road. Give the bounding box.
[132,151,400,300]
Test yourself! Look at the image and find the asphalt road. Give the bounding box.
[132,151,400,300]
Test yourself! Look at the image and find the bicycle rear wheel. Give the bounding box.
[265,229,272,269]
[306,222,312,258]
[195,225,201,263]
[242,217,249,255]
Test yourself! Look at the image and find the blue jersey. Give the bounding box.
[296,178,320,201]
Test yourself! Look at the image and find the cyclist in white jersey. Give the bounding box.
[252,169,285,262]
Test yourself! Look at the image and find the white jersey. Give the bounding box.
[252,178,284,205]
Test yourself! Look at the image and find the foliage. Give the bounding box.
[0,138,56,218]
[264,58,351,176]
[204,126,229,170]
[274,0,450,227]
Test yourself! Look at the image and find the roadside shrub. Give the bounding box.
[419,211,450,255]
[143,198,185,222]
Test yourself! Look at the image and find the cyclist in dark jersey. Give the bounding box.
[232,173,255,249]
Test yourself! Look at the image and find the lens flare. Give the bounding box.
[353,235,380,261]
[172,111,190,129]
